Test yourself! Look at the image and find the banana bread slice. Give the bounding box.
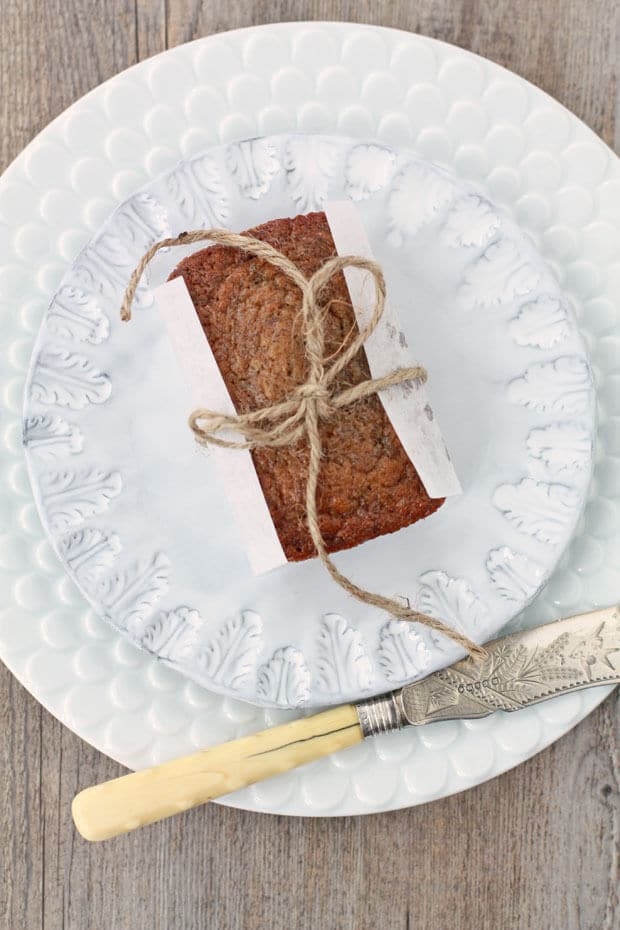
[168,212,443,561]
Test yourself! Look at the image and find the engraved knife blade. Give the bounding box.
[355,606,620,735]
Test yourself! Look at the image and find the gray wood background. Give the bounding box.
[1,2,618,928]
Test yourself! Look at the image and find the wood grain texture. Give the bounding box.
[0,1,618,927]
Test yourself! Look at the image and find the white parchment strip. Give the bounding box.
[324,200,461,499]
[155,277,287,575]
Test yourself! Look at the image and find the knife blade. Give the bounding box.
[357,605,620,735]
[72,606,620,841]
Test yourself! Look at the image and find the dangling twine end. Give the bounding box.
[469,643,489,662]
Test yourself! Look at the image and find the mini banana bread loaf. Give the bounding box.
[169,212,443,561]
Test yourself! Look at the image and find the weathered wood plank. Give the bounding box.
[0,0,137,172]
[135,0,166,61]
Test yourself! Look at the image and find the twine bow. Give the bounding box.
[121,229,485,660]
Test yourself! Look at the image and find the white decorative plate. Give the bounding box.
[1,23,618,815]
[22,132,595,708]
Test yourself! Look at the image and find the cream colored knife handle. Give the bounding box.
[72,704,362,841]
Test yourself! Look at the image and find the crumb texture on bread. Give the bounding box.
[169,212,443,561]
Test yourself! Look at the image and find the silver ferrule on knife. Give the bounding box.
[355,691,408,737]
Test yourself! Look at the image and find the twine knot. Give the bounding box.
[295,381,331,419]
[121,228,486,661]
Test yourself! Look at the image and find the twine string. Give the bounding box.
[121,229,486,660]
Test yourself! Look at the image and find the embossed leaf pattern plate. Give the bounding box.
[1,23,618,815]
[23,132,596,708]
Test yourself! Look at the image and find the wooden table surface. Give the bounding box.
[1,2,618,928]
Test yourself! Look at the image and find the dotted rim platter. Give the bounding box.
[0,23,618,816]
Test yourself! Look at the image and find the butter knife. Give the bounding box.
[72,605,620,841]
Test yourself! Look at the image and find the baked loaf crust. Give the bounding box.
[169,212,443,561]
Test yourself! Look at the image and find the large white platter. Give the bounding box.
[0,23,618,815]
